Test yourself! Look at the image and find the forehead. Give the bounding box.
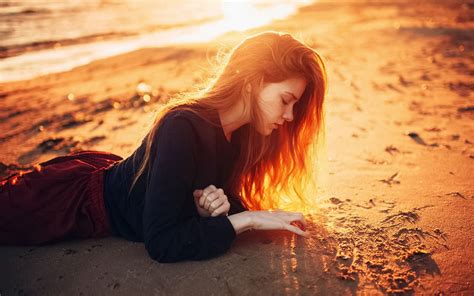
[271,77,306,97]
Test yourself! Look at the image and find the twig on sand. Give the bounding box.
[385,145,400,155]
[457,106,474,113]
[407,132,439,147]
[379,172,400,186]
[446,192,466,199]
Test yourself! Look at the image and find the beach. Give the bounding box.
[1,0,473,294]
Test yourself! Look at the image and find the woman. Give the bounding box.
[0,31,326,263]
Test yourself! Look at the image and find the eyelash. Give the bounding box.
[281,98,289,105]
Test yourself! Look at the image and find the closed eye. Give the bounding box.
[281,97,289,105]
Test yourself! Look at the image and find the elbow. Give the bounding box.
[144,236,178,263]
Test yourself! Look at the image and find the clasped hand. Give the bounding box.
[193,185,309,238]
[193,185,230,217]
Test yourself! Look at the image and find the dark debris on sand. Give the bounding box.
[379,172,401,186]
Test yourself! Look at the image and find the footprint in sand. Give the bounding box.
[315,197,446,293]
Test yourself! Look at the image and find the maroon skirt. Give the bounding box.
[0,150,123,245]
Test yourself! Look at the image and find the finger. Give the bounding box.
[205,189,224,209]
[262,213,307,232]
[204,192,220,210]
[273,211,307,226]
[193,189,203,199]
[209,198,225,212]
[298,215,307,227]
[200,185,217,206]
[202,185,217,197]
[206,193,222,211]
[290,221,306,231]
[284,223,309,237]
[204,184,217,195]
[211,201,230,217]
[253,214,301,232]
[286,213,307,227]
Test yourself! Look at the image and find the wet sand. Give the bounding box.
[1,0,473,295]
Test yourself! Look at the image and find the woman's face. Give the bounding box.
[255,77,307,135]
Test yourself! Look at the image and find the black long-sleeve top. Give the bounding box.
[103,106,247,263]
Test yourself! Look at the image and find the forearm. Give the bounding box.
[144,215,236,263]
[227,211,253,235]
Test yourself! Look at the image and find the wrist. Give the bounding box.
[228,211,253,234]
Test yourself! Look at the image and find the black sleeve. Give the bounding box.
[143,115,236,263]
[228,193,247,215]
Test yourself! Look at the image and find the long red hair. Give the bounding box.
[131,31,327,212]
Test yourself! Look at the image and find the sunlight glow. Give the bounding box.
[0,0,311,82]
[221,0,268,31]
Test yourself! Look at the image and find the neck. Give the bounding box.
[217,101,248,142]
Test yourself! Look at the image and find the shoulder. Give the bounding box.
[161,106,216,134]
[156,106,217,143]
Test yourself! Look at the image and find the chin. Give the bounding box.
[255,124,274,136]
[264,127,275,136]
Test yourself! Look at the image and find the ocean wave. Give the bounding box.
[0,7,51,16]
[0,15,221,59]
[0,32,135,59]
[0,0,314,82]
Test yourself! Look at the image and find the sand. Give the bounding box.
[1,0,473,295]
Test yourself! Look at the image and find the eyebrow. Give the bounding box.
[284,91,299,102]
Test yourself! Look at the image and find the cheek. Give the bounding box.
[257,99,272,118]
[260,110,279,128]
[262,100,281,117]
[255,109,272,133]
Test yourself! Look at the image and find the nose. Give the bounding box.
[282,108,294,122]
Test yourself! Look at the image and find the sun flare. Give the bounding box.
[221,0,267,31]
